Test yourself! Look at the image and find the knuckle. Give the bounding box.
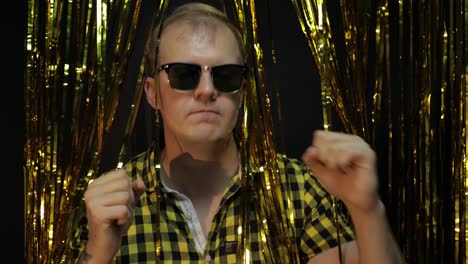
[116,205,130,219]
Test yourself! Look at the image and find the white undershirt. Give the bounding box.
[159,171,208,253]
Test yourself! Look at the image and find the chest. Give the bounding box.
[118,191,269,263]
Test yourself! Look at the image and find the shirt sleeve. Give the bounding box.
[298,163,356,259]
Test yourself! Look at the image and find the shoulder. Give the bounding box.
[275,153,330,204]
[121,145,157,185]
[275,154,322,188]
[276,153,309,175]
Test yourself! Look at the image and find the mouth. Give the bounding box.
[190,109,220,115]
[188,109,221,122]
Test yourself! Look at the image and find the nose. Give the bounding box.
[193,67,218,101]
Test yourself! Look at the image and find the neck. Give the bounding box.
[160,135,240,196]
[163,133,239,165]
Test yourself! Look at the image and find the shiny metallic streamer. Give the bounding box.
[375,0,466,262]
[227,1,300,262]
[24,0,146,262]
[289,1,369,262]
[290,0,371,138]
[145,2,170,262]
[291,0,467,263]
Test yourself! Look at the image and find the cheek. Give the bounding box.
[225,97,243,121]
[160,98,183,120]
[158,88,183,119]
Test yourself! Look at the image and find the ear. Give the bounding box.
[144,76,159,110]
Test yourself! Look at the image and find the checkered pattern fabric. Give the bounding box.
[79,144,355,263]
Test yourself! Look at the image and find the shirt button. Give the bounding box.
[205,255,211,262]
[185,212,192,220]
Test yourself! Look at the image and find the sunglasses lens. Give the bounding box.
[212,65,246,93]
[167,64,201,91]
[162,63,246,92]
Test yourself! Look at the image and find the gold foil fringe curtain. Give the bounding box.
[24,0,467,263]
[290,0,467,263]
[24,0,147,262]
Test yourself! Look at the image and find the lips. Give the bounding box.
[189,109,220,115]
[187,109,220,122]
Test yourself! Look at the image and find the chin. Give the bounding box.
[187,134,221,144]
[185,128,230,144]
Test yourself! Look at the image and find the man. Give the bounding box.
[78,2,403,263]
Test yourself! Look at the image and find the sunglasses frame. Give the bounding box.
[157,62,248,93]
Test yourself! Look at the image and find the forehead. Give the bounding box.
[158,20,242,63]
[165,21,219,44]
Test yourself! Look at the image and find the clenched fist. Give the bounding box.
[82,169,146,263]
[302,130,379,214]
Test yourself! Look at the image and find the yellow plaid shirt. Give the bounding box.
[80,144,355,263]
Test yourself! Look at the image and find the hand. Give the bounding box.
[83,169,146,263]
[301,130,379,214]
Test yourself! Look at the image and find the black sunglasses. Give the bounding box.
[157,63,248,93]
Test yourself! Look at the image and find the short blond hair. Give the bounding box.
[144,3,246,76]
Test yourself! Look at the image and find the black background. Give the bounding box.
[8,0,27,262]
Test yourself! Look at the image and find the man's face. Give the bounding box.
[155,22,244,146]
